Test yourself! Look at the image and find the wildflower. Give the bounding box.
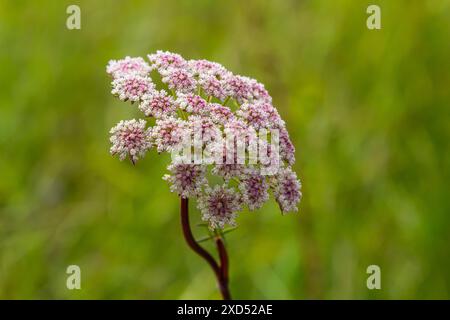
[259,102,285,129]
[109,119,151,164]
[188,59,230,80]
[111,74,155,102]
[176,93,209,114]
[248,78,272,103]
[188,115,221,145]
[239,171,269,211]
[236,102,270,130]
[106,56,151,79]
[223,118,254,140]
[161,67,196,94]
[208,103,235,125]
[163,163,207,198]
[279,127,295,165]
[271,167,302,213]
[107,51,304,300]
[225,75,252,104]
[107,51,302,228]
[198,74,228,101]
[139,90,176,118]
[198,185,242,229]
[148,50,187,71]
[258,139,281,176]
[223,119,258,161]
[152,116,187,152]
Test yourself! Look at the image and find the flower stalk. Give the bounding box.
[180,197,231,300]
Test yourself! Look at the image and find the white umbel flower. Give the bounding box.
[111,73,155,102]
[198,185,242,229]
[107,56,151,79]
[139,90,176,118]
[239,171,269,211]
[163,163,207,198]
[109,119,152,164]
[271,167,302,213]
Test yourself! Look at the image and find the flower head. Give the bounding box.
[139,90,176,118]
[260,102,285,129]
[111,74,155,102]
[222,118,258,163]
[279,127,295,165]
[248,78,272,103]
[163,163,207,198]
[152,116,187,152]
[208,103,235,125]
[223,118,251,136]
[188,115,221,145]
[188,59,230,80]
[107,56,151,78]
[161,67,196,94]
[198,185,242,229]
[110,119,151,164]
[176,93,209,114]
[239,171,269,211]
[198,74,227,101]
[107,51,302,229]
[236,102,270,130]
[225,75,252,104]
[148,50,187,71]
[271,167,302,213]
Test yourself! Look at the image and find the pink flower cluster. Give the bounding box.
[107,51,302,229]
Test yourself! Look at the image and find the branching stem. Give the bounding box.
[180,197,231,300]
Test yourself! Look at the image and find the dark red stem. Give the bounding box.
[180,197,232,300]
[215,237,230,295]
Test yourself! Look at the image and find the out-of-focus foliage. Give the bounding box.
[0,0,449,299]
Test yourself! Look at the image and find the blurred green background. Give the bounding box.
[1,0,449,299]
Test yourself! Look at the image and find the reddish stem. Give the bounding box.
[180,197,232,300]
[215,237,230,295]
